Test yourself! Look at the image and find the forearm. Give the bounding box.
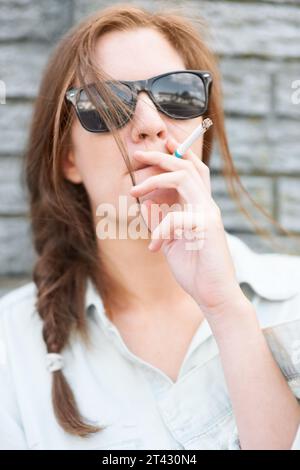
[204,294,300,450]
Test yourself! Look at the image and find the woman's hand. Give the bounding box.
[129,136,246,319]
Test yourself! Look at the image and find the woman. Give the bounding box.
[0,4,300,450]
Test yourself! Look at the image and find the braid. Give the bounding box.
[32,224,102,437]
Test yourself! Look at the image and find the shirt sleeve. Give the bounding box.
[0,308,28,449]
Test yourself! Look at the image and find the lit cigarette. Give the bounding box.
[173,118,213,158]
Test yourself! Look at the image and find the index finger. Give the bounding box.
[165,136,211,194]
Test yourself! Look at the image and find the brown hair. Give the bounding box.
[23,2,296,438]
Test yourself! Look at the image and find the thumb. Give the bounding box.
[165,136,180,155]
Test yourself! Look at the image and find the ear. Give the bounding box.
[62,149,83,184]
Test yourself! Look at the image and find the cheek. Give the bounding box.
[77,153,137,222]
[191,139,204,161]
[71,128,128,205]
[70,125,139,226]
[83,166,130,217]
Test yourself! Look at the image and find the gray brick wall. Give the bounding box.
[0,0,300,296]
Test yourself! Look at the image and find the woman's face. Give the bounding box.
[63,27,204,228]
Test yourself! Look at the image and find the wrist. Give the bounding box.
[202,289,258,336]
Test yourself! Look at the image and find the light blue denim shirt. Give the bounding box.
[0,231,300,450]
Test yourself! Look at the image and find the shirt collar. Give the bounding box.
[85,231,300,324]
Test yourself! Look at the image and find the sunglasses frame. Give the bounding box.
[65,69,213,133]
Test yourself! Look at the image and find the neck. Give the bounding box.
[95,235,192,316]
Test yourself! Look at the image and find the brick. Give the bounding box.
[0,0,72,42]
[210,117,300,174]
[278,177,300,232]
[0,102,33,155]
[0,43,53,98]
[74,0,137,23]
[211,175,274,231]
[209,117,269,173]
[0,217,35,275]
[0,157,28,215]
[220,58,271,116]
[275,63,300,118]
[194,1,300,58]
[266,119,300,173]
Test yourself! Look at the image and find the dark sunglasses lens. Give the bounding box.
[151,73,207,118]
[77,89,106,132]
[77,83,134,132]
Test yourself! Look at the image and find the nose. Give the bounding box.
[130,91,168,142]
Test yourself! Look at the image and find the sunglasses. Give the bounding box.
[65,70,213,133]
